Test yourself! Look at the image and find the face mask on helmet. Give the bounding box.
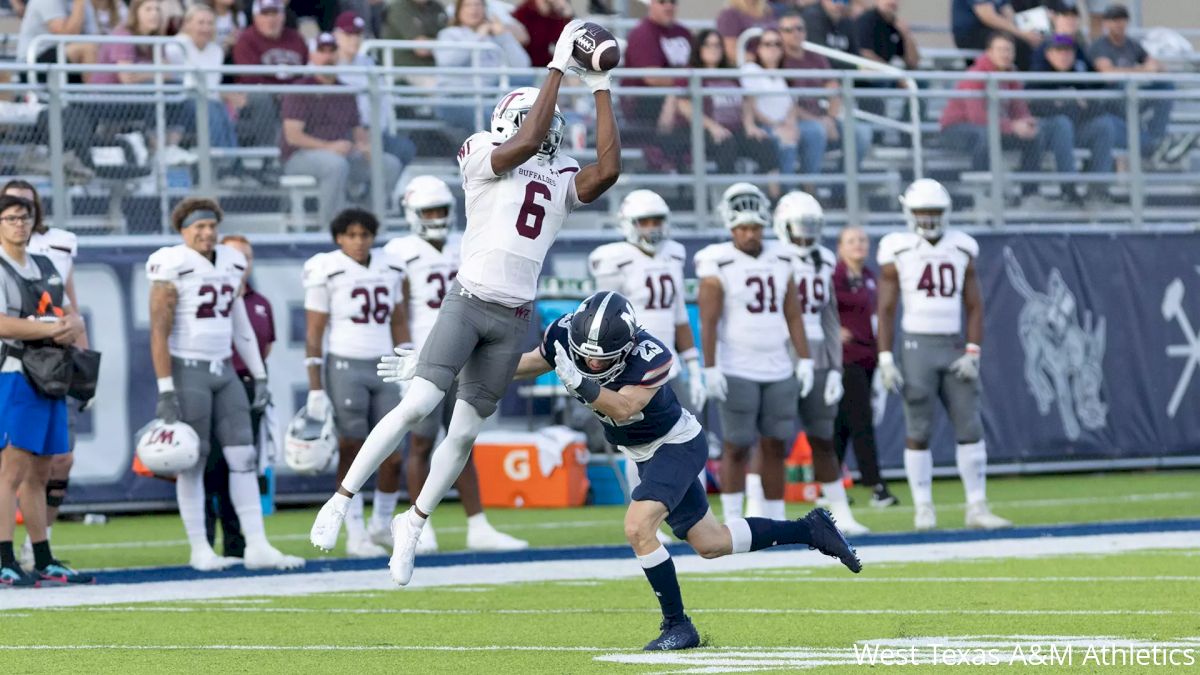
[567,294,638,386]
[538,111,566,161]
[415,205,451,241]
[631,216,666,251]
[786,214,824,250]
[722,190,769,229]
[909,209,945,239]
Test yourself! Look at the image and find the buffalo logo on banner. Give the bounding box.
[1162,267,1200,418]
[1003,248,1108,440]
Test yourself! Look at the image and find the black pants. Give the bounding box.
[832,362,883,487]
[204,375,262,557]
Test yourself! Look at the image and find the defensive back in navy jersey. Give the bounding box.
[541,314,680,448]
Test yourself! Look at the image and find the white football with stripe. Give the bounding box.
[573,22,620,72]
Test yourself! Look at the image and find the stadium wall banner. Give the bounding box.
[64,231,1200,507]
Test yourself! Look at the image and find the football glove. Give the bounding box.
[547,19,586,73]
[377,347,418,384]
[824,369,844,406]
[306,389,330,420]
[686,358,707,410]
[949,344,981,381]
[251,378,270,413]
[878,351,904,392]
[703,366,727,402]
[567,65,611,93]
[156,390,181,425]
[795,358,815,398]
[553,342,584,391]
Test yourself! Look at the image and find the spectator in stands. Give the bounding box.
[91,0,126,34]
[951,0,1041,69]
[280,33,402,227]
[382,0,449,88]
[854,0,918,118]
[165,4,238,150]
[801,0,856,66]
[939,32,1074,204]
[1031,1,1091,71]
[89,0,163,86]
[334,10,416,168]
[212,0,247,51]
[717,0,776,64]
[232,0,307,146]
[779,11,871,181]
[741,29,800,191]
[623,0,693,172]
[511,0,571,67]
[1089,3,1197,164]
[17,0,98,80]
[434,0,532,135]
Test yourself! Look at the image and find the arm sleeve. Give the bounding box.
[458,132,499,184]
[231,297,267,379]
[820,290,842,370]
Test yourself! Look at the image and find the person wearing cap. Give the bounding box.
[231,0,307,147]
[511,0,571,68]
[623,0,693,173]
[280,34,403,227]
[382,0,448,87]
[1031,1,1092,71]
[333,10,416,169]
[434,0,532,134]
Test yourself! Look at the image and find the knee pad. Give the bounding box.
[46,479,69,508]
[222,444,258,473]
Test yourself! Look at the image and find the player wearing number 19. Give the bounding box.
[146,198,303,571]
[876,179,1010,532]
[310,19,621,585]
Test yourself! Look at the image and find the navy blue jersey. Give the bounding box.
[541,314,682,448]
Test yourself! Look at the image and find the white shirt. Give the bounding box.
[695,241,795,382]
[27,227,78,281]
[383,234,461,350]
[302,249,404,360]
[588,239,688,378]
[739,62,792,125]
[164,33,225,97]
[877,229,979,336]
[456,131,584,307]
[146,244,246,361]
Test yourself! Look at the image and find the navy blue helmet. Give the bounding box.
[568,291,639,385]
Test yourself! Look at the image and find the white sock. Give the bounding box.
[228,470,267,548]
[372,490,400,527]
[726,517,752,554]
[636,544,670,568]
[342,378,445,493]
[765,499,786,521]
[174,466,209,550]
[719,492,744,522]
[904,449,934,506]
[956,441,988,506]
[414,400,486,516]
[467,512,491,533]
[345,492,366,537]
[745,473,765,505]
[821,480,850,512]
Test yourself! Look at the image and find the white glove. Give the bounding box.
[567,65,611,93]
[824,369,844,406]
[703,366,727,402]
[377,346,418,384]
[878,351,904,392]
[949,344,981,381]
[686,358,707,410]
[553,342,583,391]
[795,358,815,398]
[306,389,330,419]
[547,18,586,73]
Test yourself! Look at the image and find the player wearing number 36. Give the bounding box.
[146,198,303,572]
[310,20,621,585]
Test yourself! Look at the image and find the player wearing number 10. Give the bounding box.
[309,19,621,585]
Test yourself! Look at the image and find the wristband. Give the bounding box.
[157,376,175,393]
[878,351,895,366]
[965,343,981,356]
[576,378,601,404]
[304,357,324,367]
[679,347,699,363]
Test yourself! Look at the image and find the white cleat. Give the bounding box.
[244,542,306,570]
[346,532,388,558]
[966,502,1013,530]
[367,520,393,549]
[914,503,937,531]
[466,524,529,552]
[189,545,240,572]
[389,509,425,586]
[309,496,349,551]
[830,509,871,536]
[415,523,439,555]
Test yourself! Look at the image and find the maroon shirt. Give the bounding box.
[833,260,877,369]
[623,18,693,86]
[232,286,275,377]
[512,0,569,68]
[279,77,362,162]
[782,50,833,117]
[231,25,309,84]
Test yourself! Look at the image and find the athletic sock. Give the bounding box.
[742,517,814,551]
[903,449,934,506]
[345,492,366,537]
[228,471,267,547]
[32,540,52,569]
[745,473,764,505]
[372,490,400,528]
[955,441,988,505]
[821,480,850,512]
[637,546,685,622]
[765,499,786,521]
[719,492,744,522]
[175,466,210,550]
[0,541,15,567]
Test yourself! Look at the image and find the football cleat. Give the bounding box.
[416,522,439,555]
[466,523,528,552]
[389,509,426,586]
[345,532,388,559]
[869,483,899,508]
[802,508,863,574]
[367,519,393,549]
[35,560,95,585]
[244,542,305,570]
[966,502,1013,530]
[643,615,701,651]
[309,496,349,551]
[1,562,40,588]
[189,545,240,572]
[914,503,937,531]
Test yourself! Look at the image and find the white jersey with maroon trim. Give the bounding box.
[302,249,404,360]
[877,230,978,336]
[383,233,461,350]
[28,227,77,280]
[146,243,247,361]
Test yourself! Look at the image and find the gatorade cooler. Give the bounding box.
[784,431,820,503]
[473,427,590,508]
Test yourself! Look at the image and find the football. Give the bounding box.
[572,22,620,72]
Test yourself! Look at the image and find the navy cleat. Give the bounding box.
[35,560,96,585]
[803,508,863,573]
[643,615,701,651]
[1,562,40,588]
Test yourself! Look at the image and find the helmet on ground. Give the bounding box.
[403,175,455,242]
[618,190,670,254]
[900,178,952,240]
[773,191,824,253]
[136,420,201,476]
[567,291,639,386]
[718,182,770,230]
[490,86,565,163]
[284,405,337,475]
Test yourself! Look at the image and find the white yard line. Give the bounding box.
[691,575,1200,583]
[30,606,1200,617]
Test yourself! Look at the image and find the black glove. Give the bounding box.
[251,378,270,413]
[156,390,181,424]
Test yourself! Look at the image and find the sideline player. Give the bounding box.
[377,176,527,553]
[148,198,303,570]
[696,183,814,524]
[382,291,861,649]
[302,208,405,558]
[876,179,1011,531]
[310,20,621,586]
[774,191,868,534]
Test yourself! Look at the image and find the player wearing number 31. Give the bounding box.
[310,19,620,584]
[876,179,1010,532]
[146,198,303,571]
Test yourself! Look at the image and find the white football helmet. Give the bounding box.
[136,420,201,476]
[718,182,770,230]
[773,191,824,253]
[284,406,337,475]
[491,86,565,164]
[403,175,455,242]
[618,190,670,254]
[900,178,952,241]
